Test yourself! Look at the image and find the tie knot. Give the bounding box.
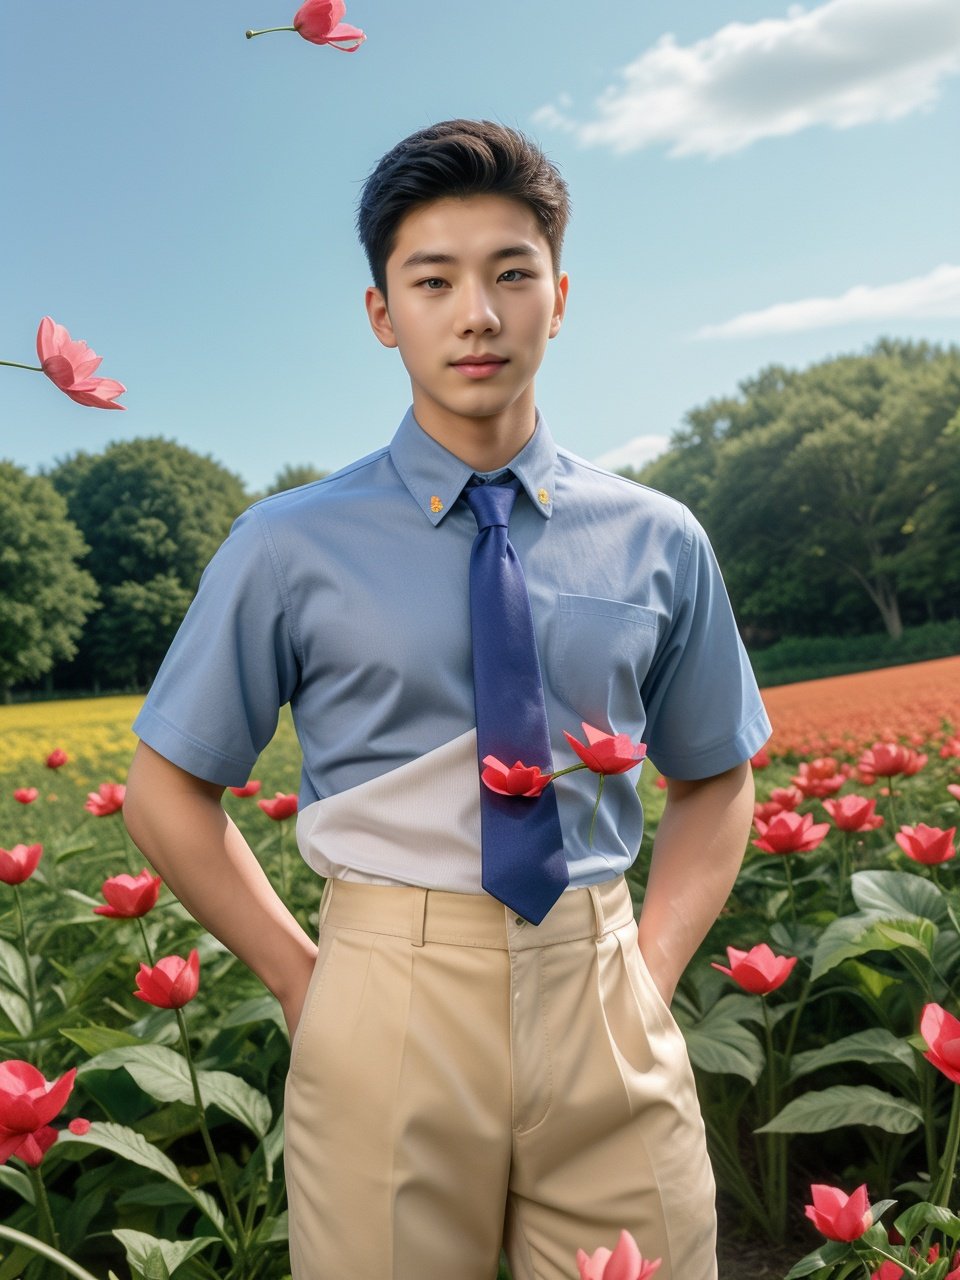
[464,478,520,530]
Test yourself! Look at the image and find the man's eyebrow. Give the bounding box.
[399,244,542,270]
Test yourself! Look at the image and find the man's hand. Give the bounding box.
[637,760,756,1005]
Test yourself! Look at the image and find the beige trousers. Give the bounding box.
[283,876,717,1280]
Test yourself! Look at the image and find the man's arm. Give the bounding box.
[636,760,755,1005]
[123,741,318,1035]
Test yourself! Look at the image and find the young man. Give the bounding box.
[123,119,771,1280]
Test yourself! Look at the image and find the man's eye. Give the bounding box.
[500,269,529,283]
[421,278,447,290]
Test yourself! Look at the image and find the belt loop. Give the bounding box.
[588,883,605,940]
[410,887,428,947]
[318,877,335,929]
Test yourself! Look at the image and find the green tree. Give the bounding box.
[639,339,960,642]
[46,438,249,689]
[0,461,99,700]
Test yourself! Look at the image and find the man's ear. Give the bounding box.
[548,272,569,340]
[365,285,398,349]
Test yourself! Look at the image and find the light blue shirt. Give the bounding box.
[133,407,771,891]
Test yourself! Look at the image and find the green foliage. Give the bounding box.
[44,438,249,689]
[0,461,99,693]
[750,619,960,686]
[637,338,960,642]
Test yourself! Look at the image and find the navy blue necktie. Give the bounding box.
[464,478,568,925]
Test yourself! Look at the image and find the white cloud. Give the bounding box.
[593,434,672,472]
[533,0,960,157]
[694,263,960,338]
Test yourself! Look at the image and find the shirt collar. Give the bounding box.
[388,405,558,526]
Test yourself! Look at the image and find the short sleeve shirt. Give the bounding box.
[133,407,771,892]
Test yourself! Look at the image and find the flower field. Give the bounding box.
[1,660,960,1280]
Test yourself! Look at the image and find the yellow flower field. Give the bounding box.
[0,696,143,778]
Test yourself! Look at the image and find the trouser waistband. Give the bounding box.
[317,875,637,950]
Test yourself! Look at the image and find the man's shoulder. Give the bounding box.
[555,445,691,531]
[245,445,394,525]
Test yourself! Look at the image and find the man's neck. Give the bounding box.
[410,395,536,472]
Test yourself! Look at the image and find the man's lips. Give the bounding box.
[451,356,509,380]
[451,355,508,366]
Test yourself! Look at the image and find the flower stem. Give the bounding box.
[761,997,787,1241]
[174,1008,247,1258]
[28,1164,59,1252]
[0,359,43,371]
[136,915,156,967]
[14,884,39,1032]
[245,25,295,37]
[587,774,604,847]
[783,857,797,924]
[932,1084,960,1207]
[837,832,851,916]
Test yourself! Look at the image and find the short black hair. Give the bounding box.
[357,119,571,296]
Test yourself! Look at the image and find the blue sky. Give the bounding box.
[3,0,958,492]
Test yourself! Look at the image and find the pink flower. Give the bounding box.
[895,823,956,866]
[481,757,553,797]
[871,1263,904,1280]
[94,869,162,918]
[804,1183,873,1242]
[752,810,830,854]
[711,943,798,995]
[45,749,68,769]
[576,1229,661,1280]
[13,788,38,805]
[750,746,771,769]
[85,783,126,816]
[258,792,298,820]
[792,758,846,799]
[0,844,43,886]
[948,783,960,803]
[858,743,926,784]
[36,316,126,410]
[0,1061,77,1167]
[229,779,262,797]
[133,950,200,1009]
[562,723,647,775]
[940,736,960,759]
[67,1117,91,1135]
[920,1003,960,1085]
[294,0,365,47]
[823,794,884,833]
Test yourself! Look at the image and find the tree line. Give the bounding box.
[1,337,957,700]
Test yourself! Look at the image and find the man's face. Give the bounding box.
[365,193,567,453]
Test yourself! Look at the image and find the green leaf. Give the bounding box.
[0,987,31,1036]
[79,1045,271,1138]
[790,1028,917,1081]
[112,1229,218,1278]
[0,938,27,994]
[783,1239,851,1277]
[0,1165,34,1204]
[852,870,948,926]
[61,1025,146,1055]
[811,912,937,981]
[864,917,938,959]
[893,1201,960,1245]
[679,1004,765,1083]
[757,1085,923,1134]
[221,994,284,1030]
[55,1120,226,1235]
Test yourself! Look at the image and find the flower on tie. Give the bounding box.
[562,723,647,775]
[576,1229,661,1279]
[711,943,798,995]
[481,757,553,797]
[246,0,366,49]
[94,869,163,918]
[134,950,200,1009]
[804,1183,873,1242]
[36,317,126,410]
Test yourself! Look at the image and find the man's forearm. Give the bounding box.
[123,743,317,1027]
[636,761,755,1004]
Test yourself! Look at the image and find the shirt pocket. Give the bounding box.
[550,594,661,725]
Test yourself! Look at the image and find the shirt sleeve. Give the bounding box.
[641,507,771,780]
[131,505,301,786]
